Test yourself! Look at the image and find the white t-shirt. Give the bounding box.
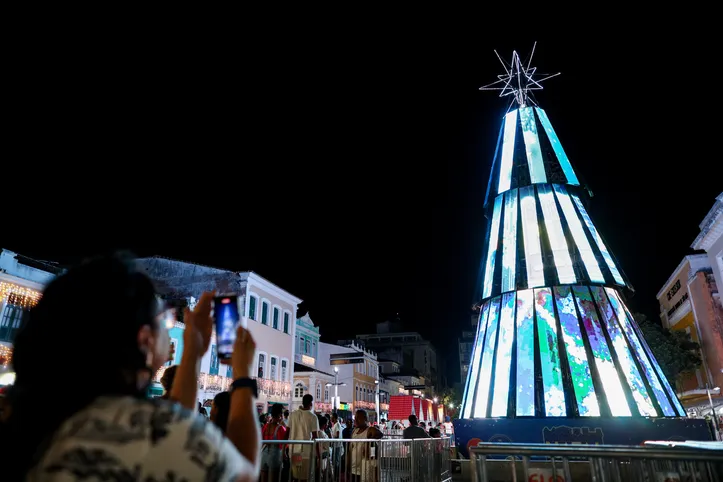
[28,396,253,481]
[287,408,319,456]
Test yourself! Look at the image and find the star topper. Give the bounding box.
[479,42,560,108]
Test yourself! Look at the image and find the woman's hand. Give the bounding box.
[231,324,256,379]
[182,291,214,359]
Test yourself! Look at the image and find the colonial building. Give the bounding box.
[318,341,380,421]
[0,249,62,371]
[291,314,334,413]
[657,254,723,411]
[137,257,301,413]
[354,319,439,395]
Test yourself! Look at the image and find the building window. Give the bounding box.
[210,345,219,375]
[257,354,265,378]
[0,301,26,343]
[283,312,290,334]
[295,383,305,398]
[281,359,288,381]
[305,338,310,355]
[312,340,317,358]
[166,339,178,367]
[273,307,280,330]
[300,336,305,354]
[270,356,278,380]
[316,383,321,400]
[249,296,257,321]
[325,387,329,401]
[261,302,269,325]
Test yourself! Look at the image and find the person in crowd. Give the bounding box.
[210,391,230,433]
[260,403,287,482]
[287,394,319,481]
[429,427,442,438]
[315,413,331,478]
[403,414,431,439]
[0,253,260,481]
[330,413,344,476]
[159,365,178,399]
[284,409,290,424]
[349,409,383,481]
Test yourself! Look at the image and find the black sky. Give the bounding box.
[5,34,720,384]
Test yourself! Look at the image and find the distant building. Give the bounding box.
[692,192,723,306]
[657,254,723,411]
[137,257,301,413]
[318,341,380,421]
[291,314,334,413]
[354,319,439,394]
[458,314,478,385]
[0,249,62,370]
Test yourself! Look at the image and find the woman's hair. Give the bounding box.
[1,252,159,479]
[212,391,230,433]
[160,365,178,395]
[270,402,283,419]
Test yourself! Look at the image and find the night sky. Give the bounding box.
[6,35,720,385]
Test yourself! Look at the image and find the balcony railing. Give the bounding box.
[190,372,291,399]
[356,400,376,410]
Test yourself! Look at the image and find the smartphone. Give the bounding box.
[213,294,243,360]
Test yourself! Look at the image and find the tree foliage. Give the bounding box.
[634,312,702,388]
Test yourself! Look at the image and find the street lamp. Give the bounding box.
[375,379,380,424]
[326,366,346,414]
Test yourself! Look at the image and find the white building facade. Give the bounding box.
[318,341,380,421]
[0,249,61,373]
[291,314,335,413]
[137,257,301,414]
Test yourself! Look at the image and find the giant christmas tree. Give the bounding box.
[454,45,710,451]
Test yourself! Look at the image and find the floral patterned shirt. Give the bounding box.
[28,396,252,481]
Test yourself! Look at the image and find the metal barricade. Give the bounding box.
[261,437,452,481]
[469,442,723,482]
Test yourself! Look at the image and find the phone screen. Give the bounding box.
[214,294,241,359]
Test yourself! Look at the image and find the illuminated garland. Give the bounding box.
[0,282,41,309]
[0,345,12,367]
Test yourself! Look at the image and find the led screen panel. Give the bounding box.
[519,107,547,184]
[618,293,687,416]
[538,184,576,284]
[501,190,519,292]
[474,297,501,418]
[571,194,625,286]
[535,107,580,186]
[553,185,605,283]
[491,292,516,416]
[497,109,518,195]
[554,286,600,416]
[519,186,545,288]
[482,195,504,299]
[461,301,491,419]
[573,285,631,416]
[534,287,566,416]
[515,289,536,416]
[604,288,675,416]
[591,286,657,416]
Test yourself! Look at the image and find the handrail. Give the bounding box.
[470,442,723,462]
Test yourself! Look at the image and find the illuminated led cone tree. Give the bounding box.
[455,45,710,449]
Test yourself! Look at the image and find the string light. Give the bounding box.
[0,282,41,309]
[0,345,12,367]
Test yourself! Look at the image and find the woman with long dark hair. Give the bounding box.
[0,253,259,481]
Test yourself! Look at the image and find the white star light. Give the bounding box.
[479,42,560,108]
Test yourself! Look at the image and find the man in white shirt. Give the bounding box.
[287,394,319,481]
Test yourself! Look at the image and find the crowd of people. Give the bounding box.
[0,253,451,481]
